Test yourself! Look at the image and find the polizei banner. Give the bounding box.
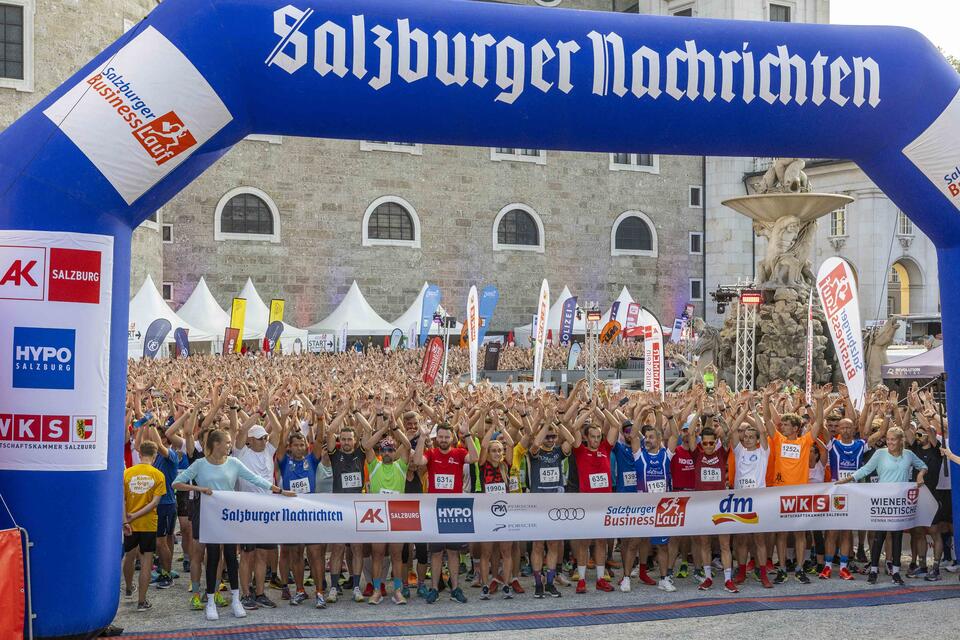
[816,257,866,409]
[198,482,936,544]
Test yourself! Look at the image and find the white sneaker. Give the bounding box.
[231,597,247,618]
[944,562,960,573]
[630,566,639,578]
[205,598,219,621]
[327,586,339,603]
[353,586,364,602]
[658,576,676,592]
[619,577,631,592]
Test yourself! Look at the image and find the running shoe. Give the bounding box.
[555,573,572,587]
[240,595,259,610]
[503,585,513,599]
[637,568,657,586]
[575,578,587,594]
[489,578,501,595]
[724,579,739,593]
[698,577,713,590]
[281,585,291,601]
[658,576,676,592]
[401,586,411,599]
[595,578,614,592]
[885,561,894,576]
[156,573,173,589]
[450,587,468,603]
[353,586,365,602]
[190,593,203,610]
[230,596,247,618]
[818,566,832,580]
[907,566,926,579]
[214,592,228,607]
[205,599,219,622]
[124,585,136,600]
[925,567,942,582]
[425,588,439,604]
[510,579,525,594]
[136,601,152,612]
[368,590,383,605]
[796,571,811,584]
[363,582,374,598]
[676,562,689,579]
[291,590,308,606]
[760,572,774,589]
[773,569,787,585]
[417,584,429,599]
[269,575,285,590]
[855,548,869,564]
[693,567,705,581]
[618,576,631,592]
[315,593,326,609]
[520,561,533,577]
[534,583,545,598]
[392,590,407,605]
[256,594,277,608]
[326,586,338,603]
[892,572,905,586]
[839,567,855,581]
[867,572,878,585]
[943,562,960,573]
[545,583,562,598]
[480,586,490,600]
[734,565,747,584]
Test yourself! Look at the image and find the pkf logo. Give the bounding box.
[133,111,197,166]
[355,500,422,532]
[436,498,474,534]
[655,496,689,527]
[711,493,759,525]
[12,327,76,390]
[0,414,95,443]
[0,246,101,303]
[818,262,851,319]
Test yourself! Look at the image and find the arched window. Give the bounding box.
[611,211,658,257]
[214,187,280,243]
[362,196,421,248]
[492,204,544,252]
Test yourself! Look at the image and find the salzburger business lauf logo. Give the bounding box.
[133,111,197,166]
[655,496,689,527]
[12,327,76,390]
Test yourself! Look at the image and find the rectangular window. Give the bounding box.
[673,8,694,17]
[490,147,546,165]
[161,223,173,243]
[897,211,914,236]
[689,232,703,255]
[0,1,32,91]
[769,3,791,22]
[689,185,703,208]
[689,278,704,301]
[161,282,173,302]
[830,207,847,237]
[609,153,659,174]
[360,140,423,155]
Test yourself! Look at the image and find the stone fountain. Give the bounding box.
[711,159,854,388]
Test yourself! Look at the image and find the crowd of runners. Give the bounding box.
[120,349,959,621]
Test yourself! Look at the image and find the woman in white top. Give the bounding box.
[729,407,773,588]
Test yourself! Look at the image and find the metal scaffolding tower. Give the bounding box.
[585,306,601,399]
[734,297,759,391]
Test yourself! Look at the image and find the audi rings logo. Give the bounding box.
[549,508,585,521]
[491,500,508,517]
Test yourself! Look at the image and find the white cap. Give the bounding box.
[248,425,268,439]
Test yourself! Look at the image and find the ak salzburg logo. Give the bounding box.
[0,246,101,303]
[712,494,759,525]
[133,111,197,166]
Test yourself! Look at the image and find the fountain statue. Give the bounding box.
[865,317,900,390]
[709,159,855,388]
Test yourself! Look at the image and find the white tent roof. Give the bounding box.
[129,275,216,342]
[513,284,584,344]
[308,281,396,335]
[392,282,462,336]
[236,278,308,342]
[176,277,232,339]
[601,286,636,325]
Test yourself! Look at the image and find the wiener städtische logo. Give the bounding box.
[12,327,76,390]
[436,498,474,534]
[712,493,759,525]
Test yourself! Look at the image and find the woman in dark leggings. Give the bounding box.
[836,426,927,585]
[174,430,293,621]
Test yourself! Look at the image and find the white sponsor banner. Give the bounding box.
[0,230,114,470]
[307,333,334,353]
[532,279,549,388]
[641,307,664,399]
[466,285,479,384]
[200,482,936,544]
[816,257,866,409]
[903,89,960,213]
[338,323,348,353]
[43,27,233,205]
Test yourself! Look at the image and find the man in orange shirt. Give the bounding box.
[765,390,824,585]
[122,440,168,612]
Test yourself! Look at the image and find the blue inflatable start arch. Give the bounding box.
[1,0,959,635]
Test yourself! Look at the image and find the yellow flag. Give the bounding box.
[230,298,246,353]
[269,299,285,324]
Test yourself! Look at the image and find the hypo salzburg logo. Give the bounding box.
[655,496,689,527]
[0,246,45,301]
[12,327,76,390]
[133,111,197,166]
[436,498,474,534]
[946,165,960,199]
[712,493,759,525]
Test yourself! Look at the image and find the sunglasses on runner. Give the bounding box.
[380,446,396,452]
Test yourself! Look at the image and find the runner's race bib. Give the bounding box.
[485,482,507,494]
[508,477,520,492]
[539,467,560,484]
[289,477,310,494]
[781,443,801,459]
[435,474,455,490]
[341,472,362,489]
[700,467,721,483]
[379,488,398,494]
[839,469,855,480]
[645,478,666,493]
[736,477,759,489]
[588,472,609,489]
[622,471,637,487]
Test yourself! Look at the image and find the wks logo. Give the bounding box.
[133,111,197,166]
[711,493,759,526]
[12,327,75,390]
[436,498,474,534]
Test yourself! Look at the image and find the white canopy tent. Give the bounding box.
[177,277,232,340]
[127,275,216,358]
[601,286,636,325]
[512,284,584,345]
[308,280,396,336]
[235,278,309,349]
[392,282,463,338]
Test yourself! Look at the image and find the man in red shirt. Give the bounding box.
[571,412,619,594]
[413,421,479,604]
[693,421,738,594]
